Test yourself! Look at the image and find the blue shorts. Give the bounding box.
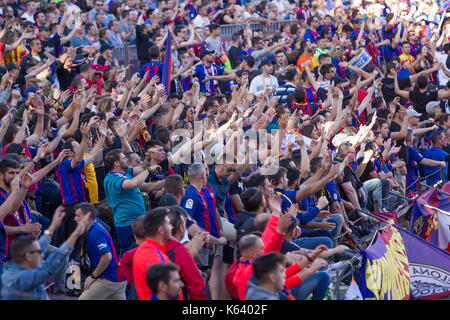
[115,225,135,256]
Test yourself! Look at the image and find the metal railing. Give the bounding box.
[112,20,299,76]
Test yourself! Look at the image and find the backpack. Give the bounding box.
[79,230,94,276]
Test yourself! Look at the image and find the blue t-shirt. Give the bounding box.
[202,185,221,238]
[87,221,122,282]
[422,147,448,186]
[406,146,424,192]
[274,188,319,225]
[103,168,146,227]
[325,181,341,203]
[56,159,87,205]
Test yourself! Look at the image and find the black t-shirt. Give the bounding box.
[229,178,245,195]
[228,45,243,69]
[381,76,411,105]
[357,157,376,182]
[408,89,439,116]
[389,120,408,163]
[56,62,78,91]
[41,38,61,56]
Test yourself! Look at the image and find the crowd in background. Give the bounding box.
[0,0,449,301]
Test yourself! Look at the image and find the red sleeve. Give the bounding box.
[285,263,301,278]
[285,275,302,290]
[118,248,136,286]
[173,245,208,300]
[262,215,284,254]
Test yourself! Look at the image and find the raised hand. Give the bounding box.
[56,149,71,163]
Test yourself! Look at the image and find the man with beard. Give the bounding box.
[103,149,151,255]
[133,207,177,300]
[192,50,232,97]
[146,263,184,300]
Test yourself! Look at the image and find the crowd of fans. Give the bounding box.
[0,0,449,301]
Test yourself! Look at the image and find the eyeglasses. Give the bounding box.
[28,249,42,255]
[225,166,236,173]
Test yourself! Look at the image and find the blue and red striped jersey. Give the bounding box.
[56,159,87,205]
[139,61,163,82]
[202,185,221,238]
[181,184,212,234]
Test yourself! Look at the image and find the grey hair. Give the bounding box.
[187,163,205,181]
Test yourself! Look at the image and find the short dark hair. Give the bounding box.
[167,205,188,235]
[144,207,169,237]
[267,166,286,186]
[417,76,428,89]
[246,173,266,188]
[132,215,146,239]
[286,167,300,186]
[74,202,97,220]
[430,131,443,145]
[253,252,285,283]
[10,235,36,264]
[149,45,160,59]
[240,188,263,212]
[105,149,123,171]
[310,156,323,174]
[146,263,180,295]
[0,158,20,174]
[164,174,185,196]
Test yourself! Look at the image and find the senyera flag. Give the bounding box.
[161,28,172,96]
[409,183,450,252]
[356,211,450,300]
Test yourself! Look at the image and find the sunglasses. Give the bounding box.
[28,249,42,255]
[225,166,236,173]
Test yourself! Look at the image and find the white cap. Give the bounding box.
[332,133,352,148]
[425,101,441,114]
[407,108,422,118]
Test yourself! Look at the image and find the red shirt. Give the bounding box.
[133,239,172,300]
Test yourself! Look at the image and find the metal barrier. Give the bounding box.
[112,20,299,76]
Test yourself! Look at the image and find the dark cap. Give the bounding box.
[23,21,35,28]
[199,49,214,59]
[260,57,275,67]
[159,193,178,206]
[331,76,347,84]
[243,55,255,67]
[100,44,114,52]
[6,62,17,71]
[2,153,28,164]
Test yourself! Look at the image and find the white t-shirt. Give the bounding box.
[193,15,210,28]
[435,51,449,87]
[249,74,279,94]
[21,12,35,23]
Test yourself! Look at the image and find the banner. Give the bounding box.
[356,225,411,300]
[356,211,450,300]
[395,227,450,300]
[349,49,372,70]
[409,185,450,251]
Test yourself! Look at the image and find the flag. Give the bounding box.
[356,211,450,300]
[409,185,450,250]
[221,45,231,70]
[395,227,450,300]
[161,29,172,96]
[356,226,411,300]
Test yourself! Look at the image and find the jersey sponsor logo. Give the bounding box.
[98,243,107,250]
[185,199,194,209]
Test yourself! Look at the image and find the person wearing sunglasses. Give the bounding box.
[1,206,91,300]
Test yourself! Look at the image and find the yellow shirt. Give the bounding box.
[399,54,415,74]
[83,153,99,204]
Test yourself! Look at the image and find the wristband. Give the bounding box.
[306,254,314,263]
[91,273,99,280]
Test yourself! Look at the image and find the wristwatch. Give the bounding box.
[44,229,53,238]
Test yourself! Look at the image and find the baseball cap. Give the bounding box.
[407,108,422,118]
[23,21,34,28]
[243,55,255,68]
[425,101,440,114]
[100,44,114,52]
[331,76,347,84]
[260,57,275,67]
[159,194,178,207]
[199,50,214,59]
[2,153,28,164]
